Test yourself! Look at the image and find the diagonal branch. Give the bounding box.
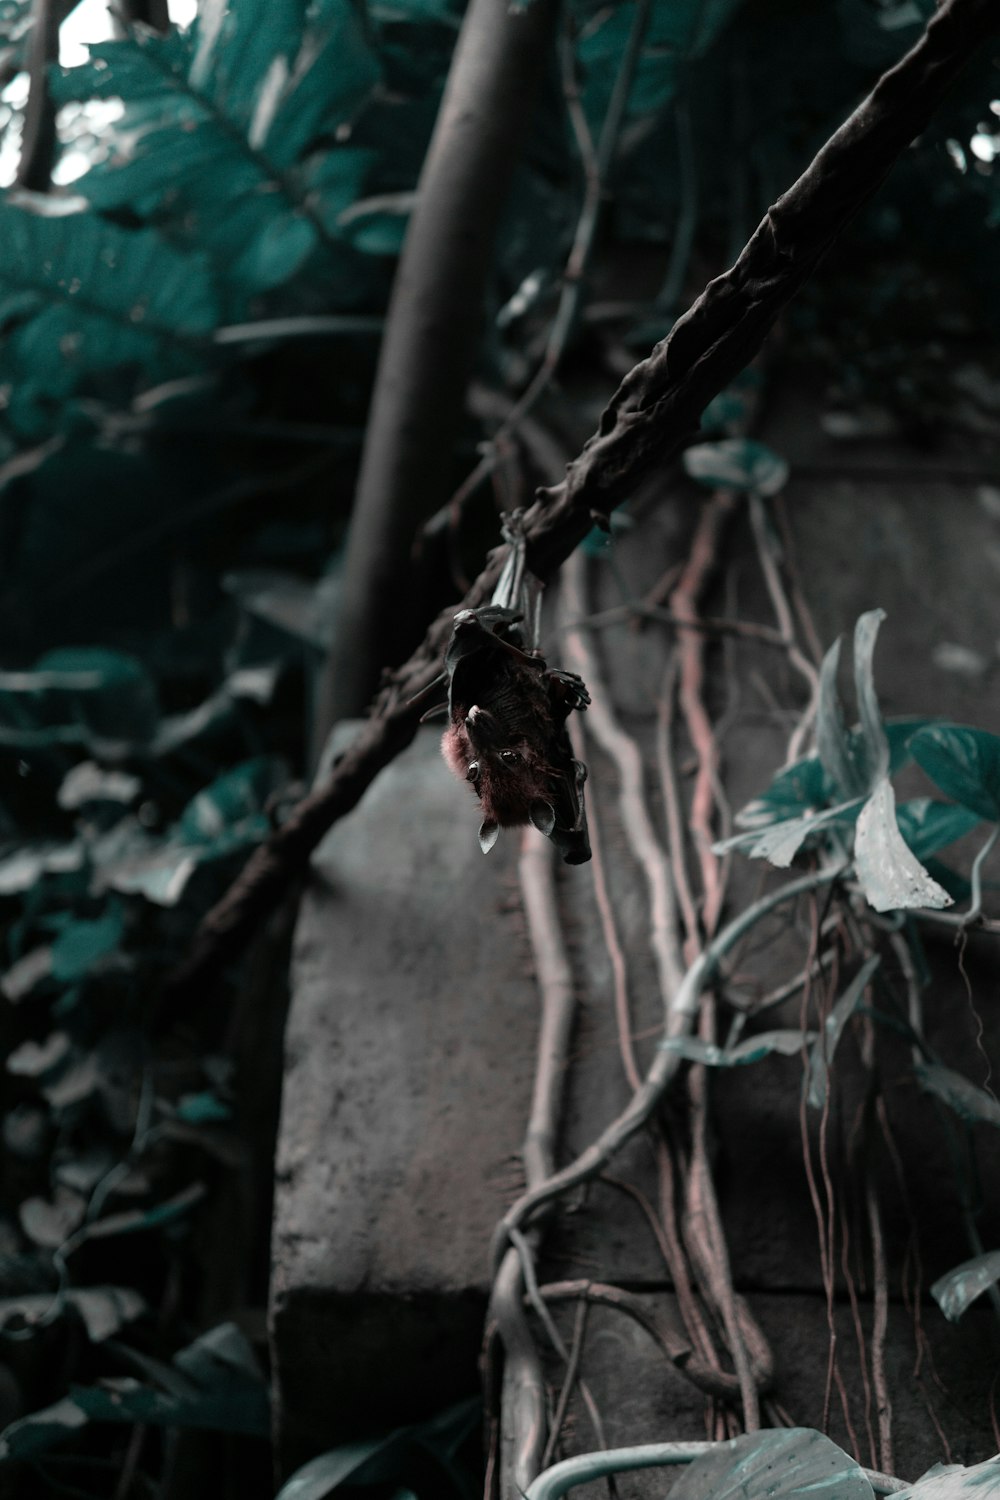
[159,0,999,1015]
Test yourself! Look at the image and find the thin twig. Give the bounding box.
[670,492,737,936]
[748,494,820,765]
[541,1297,589,1469]
[491,831,580,1494]
[562,551,687,1006]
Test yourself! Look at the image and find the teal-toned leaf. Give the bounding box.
[911,724,1000,822]
[176,1091,232,1124]
[922,858,972,903]
[0,197,219,429]
[899,1455,1000,1498]
[882,717,940,774]
[916,1062,1000,1128]
[931,1250,1000,1322]
[73,1322,269,1437]
[0,1286,146,1342]
[895,800,981,860]
[667,1426,874,1500]
[0,1396,87,1462]
[1,945,53,1002]
[807,955,881,1108]
[817,638,864,798]
[853,778,953,912]
[733,756,831,831]
[52,3,380,298]
[58,762,142,809]
[714,799,862,866]
[50,905,124,981]
[661,1030,812,1067]
[178,756,285,843]
[682,438,789,496]
[275,1397,480,1500]
[0,647,160,745]
[0,842,85,894]
[852,609,889,784]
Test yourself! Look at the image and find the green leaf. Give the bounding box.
[0,1397,87,1463]
[71,1321,269,1438]
[931,1250,1000,1322]
[807,955,881,1109]
[661,1030,812,1067]
[667,1426,874,1499]
[911,724,1000,822]
[714,799,862,866]
[851,609,889,784]
[176,1091,232,1124]
[0,1287,146,1342]
[899,1455,1000,1497]
[853,778,953,913]
[0,196,219,426]
[733,756,831,830]
[817,637,864,798]
[178,755,286,842]
[53,3,380,297]
[895,800,981,860]
[682,438,789,496]
[916,1062,1000,1128]
[50,905,124,981]
[275,1397,480,1500]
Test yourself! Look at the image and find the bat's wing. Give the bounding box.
[537,744,590,865]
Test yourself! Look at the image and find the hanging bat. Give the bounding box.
[430,514,591,864]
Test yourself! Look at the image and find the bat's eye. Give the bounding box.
[466,761,480,783]
[499,749,522,767]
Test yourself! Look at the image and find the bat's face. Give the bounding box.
[441,705,556,848]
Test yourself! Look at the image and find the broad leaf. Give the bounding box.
[0,1397,87,1463]
[682,438,788,495]
[667,1426,874,1499]
[916,1062,1000,1128]
[0,1286,146,1342]
[733,756,830,830]
[275,1397,480,1500]
[911,724,1000,822]
[714,799,861,866]
[50,905,124,981]
[807,955,881,1108]
[931,1250,1000,1322]
[0,196,219,430]
[899,1455,1000,1497]
[894,800,981,861]
[72,1322,269,1437]
[853,778,953,912]
[53,1,380,296]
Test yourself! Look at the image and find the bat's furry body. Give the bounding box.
[434,518,591,863]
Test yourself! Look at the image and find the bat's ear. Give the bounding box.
[529,801,556,837]
[479,820,500,853]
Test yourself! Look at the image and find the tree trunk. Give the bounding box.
[313,0,559,749]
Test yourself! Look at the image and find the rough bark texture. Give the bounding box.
[160,0,1000,1018]
[315,0,560,736]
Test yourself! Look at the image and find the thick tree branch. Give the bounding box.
[160,0,999,1016]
